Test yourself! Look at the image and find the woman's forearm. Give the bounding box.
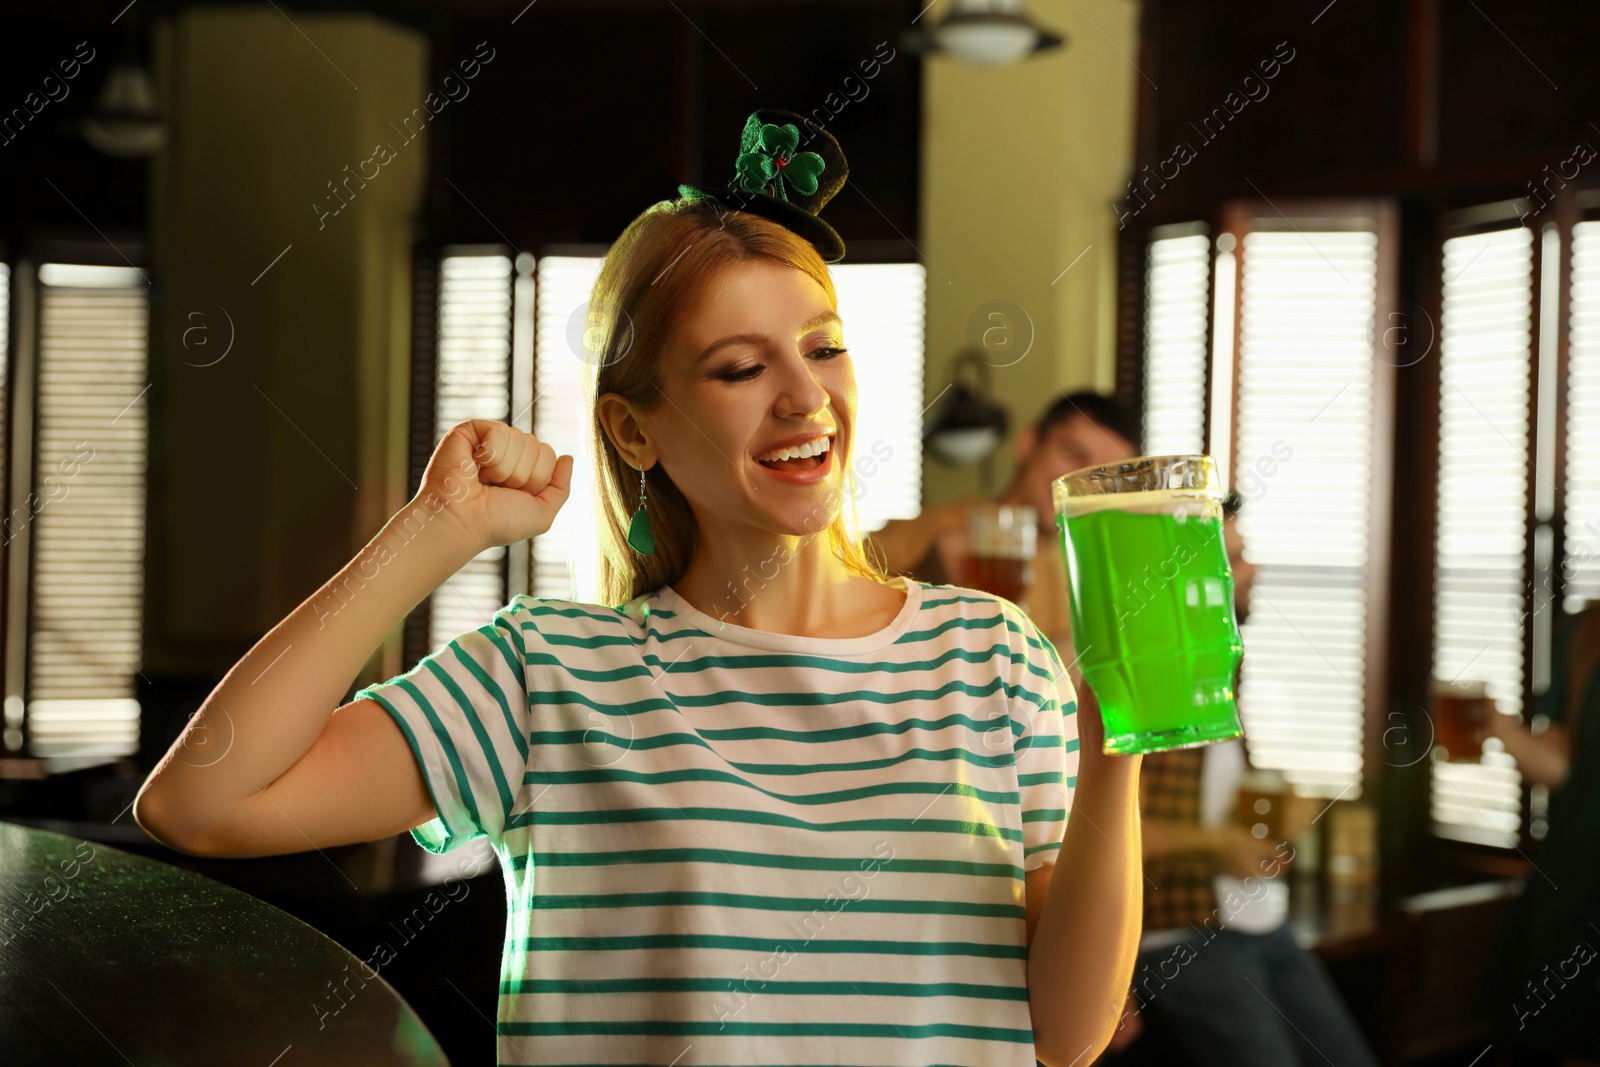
[1028,756,1144,1066]
[135,495,479,841]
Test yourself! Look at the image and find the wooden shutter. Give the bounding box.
[402,251,438,670]
[1114,227,1148,431]
[0,261,8,751]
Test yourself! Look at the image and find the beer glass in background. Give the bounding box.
[961,505,1036,607]
[1432,679,1491,762]
[1053,454,1245,754]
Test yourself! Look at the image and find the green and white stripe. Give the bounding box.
[356,578,1077,1067]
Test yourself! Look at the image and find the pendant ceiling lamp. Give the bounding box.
[923,350,1011,465]
[80,22,167,159]
[903,0,1067,68]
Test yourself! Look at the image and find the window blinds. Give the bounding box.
[26,264,148,759]
[1142,231,1210,456]
[1137,221,1382,800]
[428,252,514,651]
[1431,225,1532,848]
[531,255,605,603]
[1564,221,1600,612]
[828,262,927,536]
[1233,226,1380,799]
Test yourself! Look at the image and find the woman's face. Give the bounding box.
[642,258,855,541]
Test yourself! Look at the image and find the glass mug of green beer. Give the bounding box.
[1052,454,1244,755]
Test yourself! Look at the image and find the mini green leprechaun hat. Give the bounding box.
[678,109,849,263]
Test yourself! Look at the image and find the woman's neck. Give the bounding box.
[672,523,902,639]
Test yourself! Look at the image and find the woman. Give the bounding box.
[133,109,1142,1067]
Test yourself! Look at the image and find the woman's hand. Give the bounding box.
[420,420,574,556]
[1068,676,1142,798]
[1074,677,1106,761]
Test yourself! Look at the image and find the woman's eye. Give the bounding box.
[716,348,845,382]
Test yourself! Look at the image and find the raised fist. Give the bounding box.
[416,419,575,555]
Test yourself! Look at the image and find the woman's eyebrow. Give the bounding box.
[695,310,843,364]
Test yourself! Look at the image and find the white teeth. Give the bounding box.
[757,434,833,464]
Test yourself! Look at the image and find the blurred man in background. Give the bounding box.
[871,391,1140,653]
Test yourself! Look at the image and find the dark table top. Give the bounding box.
[0,819,451,1066]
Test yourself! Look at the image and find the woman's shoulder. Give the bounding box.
[903,582,1070,707]
[500,594,640,632]
[911,581,1044,637]
[506,589,700,634]
[483,595,664,670]
[914,579,1020,612]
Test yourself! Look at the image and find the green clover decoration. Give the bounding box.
[734,122,826,203]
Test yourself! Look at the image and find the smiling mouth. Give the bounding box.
[755,434,834,473]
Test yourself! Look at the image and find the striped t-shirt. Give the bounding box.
[354,577,1078,1067]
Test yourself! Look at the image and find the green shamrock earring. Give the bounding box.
[626,464,655,556]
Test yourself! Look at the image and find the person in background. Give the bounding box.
[871,391,1140,651]
[1481,601,1600,1067]
[1108,493,1382,1067]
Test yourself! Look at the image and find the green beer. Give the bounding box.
[1054,459,1244,755]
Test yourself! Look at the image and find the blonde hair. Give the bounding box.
[587,196,886,606]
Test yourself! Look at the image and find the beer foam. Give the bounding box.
[1053,487,1220,521]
